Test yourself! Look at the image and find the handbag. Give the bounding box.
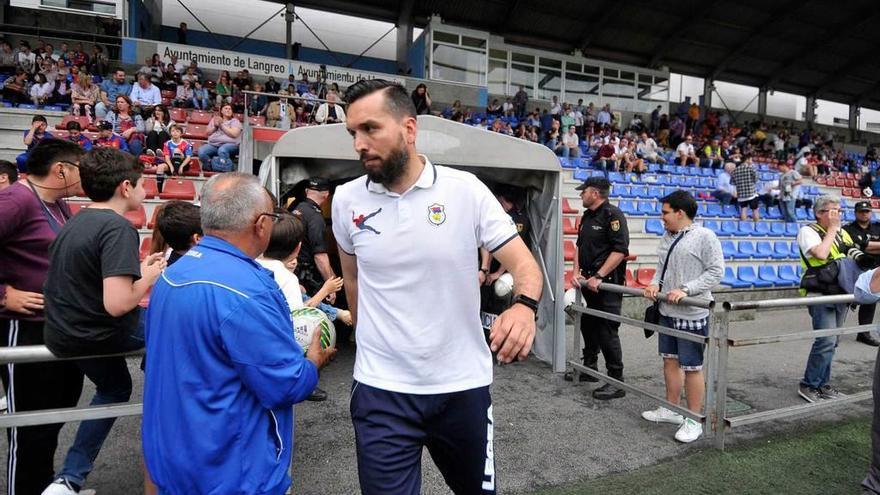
[644,230,687,338]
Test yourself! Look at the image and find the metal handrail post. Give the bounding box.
[703,311,717,440]
[714,309,731,451]
[570,288,584,382]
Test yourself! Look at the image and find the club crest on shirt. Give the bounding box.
[611,220,620,232]
[428,203,446,226]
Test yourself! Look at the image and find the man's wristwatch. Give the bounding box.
[512,294,540,320]
[678,286,690,295]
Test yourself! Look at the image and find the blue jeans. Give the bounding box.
[127,137,143,157]
[57,311,145,486]
[562,146,580,159]
[781,199,797,223]
[801,303,847,389]
[191,97,207,110]
[198,143,239,171]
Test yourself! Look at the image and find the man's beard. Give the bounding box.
[363,140,409,186]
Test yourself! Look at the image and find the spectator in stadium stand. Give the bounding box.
[545,119,562,154]
[675,135,698,166]
[142,173,333,495]
[732,156,760,221]
[95,68,132,119]
[564,177,629,400]
[642,190,723,444]
[411,83,432,115]
[159,63,178,92]
[129,73,161,117]
[41,147,166,495]
[0,159,18,191]
[3,70,30,104]
[71,42,89,67]
[248,82,268,116]
[594,138,618,175]
[16,115,54,172]
[264,75,280,94]
[71,73,99,123]
[144,105,173,157]
[796,195,862,403]
[843,202,880,347]
[16,40,36,74]
[0,40,15,72]
[266,89,296,128]
[93,120,130,152]
[657,113,670,146]
[190,79,209,110]
[30,72,55,106]
[157,124,192,185]
[549,95,561,117]
[700,138,723,169]
[88,45,108,77]
[231,70,249,92]
[686,101,700,133]
[335,79,542,495]
[776,160,802,223]
[0,139,85,495]
[65,120,93,151]
[281,73,297,93]
[214,73,232,109]
[636,132,665,164]
[198,103,241,172]
[173,79,193,108]
[596,104,612,127]
[104,95,144,155]
[649,105,661,133]
[711,162,737,205]
[176,21,188,44]
[179,65,198,86]
[796,150,817,177]
[513,85,528,118]
[561,125,580,158]
[623,140,648,175]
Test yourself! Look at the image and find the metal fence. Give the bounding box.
[568,283,874,449]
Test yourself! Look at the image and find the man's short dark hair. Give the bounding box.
[0,160,18,184]
[263,210,305,261]
[343,79,416,120]
[157,201,202,251]
[32,115,47,124]
[25,139,84,177]
[661,189,698,219]
[79,147,142,202]
[66,120,82,131]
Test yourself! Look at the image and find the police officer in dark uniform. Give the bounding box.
[292,177,337,300]
[844,201,880,346]
[563,177,629,400]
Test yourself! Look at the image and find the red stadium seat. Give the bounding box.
[55,115,89,131]
[562,199,578,214]
[564,240,575,261]
[124,205,146,228]
[635,268,656,288]
[159,179,196,200]
[170,107,187,123]
[140,237,152,260]
[625,269,636,287]
[143,178,158,199]
[161,90,176,99]
[53,130,69,139]
[562,217,578,235]
[188,111,212,125]
[147,205,161,229]
[184,124,208,140]
[183,158,202,177]
[248,115,266,127]
[835,178,846,188]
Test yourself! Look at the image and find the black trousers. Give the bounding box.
[145,131,170,154]
[0,319,84,495]
[861,303,877,326]
[579,289,624,380]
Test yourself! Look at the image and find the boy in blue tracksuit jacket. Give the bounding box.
[142,235,319,495]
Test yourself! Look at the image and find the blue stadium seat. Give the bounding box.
[738,221,755,236]
[631,186,649,198]
[638,201,658,215]
[647,185,664,197]
[736,241,756,259]
[706,204,723,217]
[778,265,800,285]
[674,166,687,175]
[668,176,683,186]
[770,222,786,236]
[796,208,809,221]
[766,206,782,220]
[698,177,714,188]
[559,158,574,169]
[43,105,62,112]
[738,266,772,288]
[754,221,771,236]
[681,177,698,187]
[654,175,669,185]
[645,218,664,234]
[700,167,715,177]
[721,240,737,259]
[772,241,792,259]
[17,103,36,110]
[722,267,750,288]
[687,166,700,176]
[570,157,586,169]
[720,221,738,236]
[755,241,774,258]
[758,266,787,287]
[703,220,722,236]
[785,223,800,237]
[619,200,637,215]
[608,172,624,183]
[722,205,738,218]
[790,241,801,258]
[573,168,590,181]
[844,209,855,222]
[614,185,632,197]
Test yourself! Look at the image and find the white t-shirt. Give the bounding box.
[676,142,694,156]
[797,226,823,259]
[256,258,304,312]
[332,157,518,394]
[563,132,578,148]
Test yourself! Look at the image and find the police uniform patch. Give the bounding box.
[611,220,620,232]
[428,203,446,226]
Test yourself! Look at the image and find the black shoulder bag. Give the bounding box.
[644,230,687,338]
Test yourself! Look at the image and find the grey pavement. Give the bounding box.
[1,305,876,494]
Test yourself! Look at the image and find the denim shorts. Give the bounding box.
[658,314,709,371]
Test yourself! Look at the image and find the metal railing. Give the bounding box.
[0,346,144,429]
[567,285,874,449]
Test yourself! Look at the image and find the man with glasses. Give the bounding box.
[143,172,335,495]
[675,135,698,166]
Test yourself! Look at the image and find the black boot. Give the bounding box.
[857,332,880,346]
[307,386,328,402]
[592,380,626,400]
[564,357,599,382]
[156,173,166,193]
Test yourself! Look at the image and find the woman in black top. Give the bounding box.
[410,83,431,115]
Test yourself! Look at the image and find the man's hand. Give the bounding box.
[478,270,487,286]
[829,209,841,230]
[644,284,660,301]
[141,253,167,284]
[666,288,687,304]
[324,292,336,305]
[486,271,503,286]
[305,328,337,370]
[586,276,602,293]
[2,286,44,315]
[489,303,536,363]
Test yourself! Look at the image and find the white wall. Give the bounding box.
[10,0,124,18]
[161,0,421,60]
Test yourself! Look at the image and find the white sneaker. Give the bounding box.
[674,418,703,443]
[0,395,7,413]
[641,407,684,425]
[41,478,96,495]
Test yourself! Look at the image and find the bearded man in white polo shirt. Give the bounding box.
[333,79,543,495]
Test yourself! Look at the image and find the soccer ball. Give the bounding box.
[864,188,873,198]
[563,288,577,308]
[290,307,336,352]
[493,273,515,298]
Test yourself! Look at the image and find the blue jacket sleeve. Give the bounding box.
[219,295,318,409]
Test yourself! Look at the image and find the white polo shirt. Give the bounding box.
[332,156,518,394]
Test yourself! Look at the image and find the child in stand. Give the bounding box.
[155,124,191,192]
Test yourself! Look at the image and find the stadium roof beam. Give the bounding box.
[647,0,720,68]
[763,8,880,90]
[269,0,418,25]
[575,0,625,53]
[495,0,522,32]
[853,80,880,107]
[812,42,880,98]
[708,0,806,81]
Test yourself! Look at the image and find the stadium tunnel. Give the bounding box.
[258,115,566,371]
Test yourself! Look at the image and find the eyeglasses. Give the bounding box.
[255,212,281,224]
[58,160,80,169]
[817,209,840,214]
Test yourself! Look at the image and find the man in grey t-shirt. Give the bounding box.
[776,161,802,223]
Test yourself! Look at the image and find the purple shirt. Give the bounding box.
[0,181,71,321]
